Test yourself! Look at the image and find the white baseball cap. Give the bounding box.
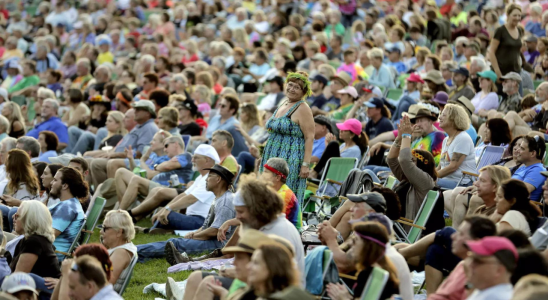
[194,144,220,164]
[1,272,38,295]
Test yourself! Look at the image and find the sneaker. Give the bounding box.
[165,241,189,266]
[134,226,149,234]
[166,277,183,300]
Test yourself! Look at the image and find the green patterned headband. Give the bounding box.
[285,72,312,99]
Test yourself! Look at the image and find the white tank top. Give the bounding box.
[108,242,137,293]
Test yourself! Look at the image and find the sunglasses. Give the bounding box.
[165,142,174,148]
[220,104,227,108]
[102,225,113,232]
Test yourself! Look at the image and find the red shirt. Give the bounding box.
[427,261,468,300]
[213,83,223,95]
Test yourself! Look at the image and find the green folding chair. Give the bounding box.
[535,80,543,90]
[386,88,403,101]
[55,218,87,259]
[384,175,398,190]
[360,267,389,300]
[328,60,341,69]
[82,197,107,245]
[395,190,440,244]
[544,143,548,167]
[118,254,138,295]
[304,157,357,218]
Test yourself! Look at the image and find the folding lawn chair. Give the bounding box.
[55,218,87,259]
[305,247,352,298]
[394,190,440,244]
[359,267,389,300]
[357,147,370,169]
[81,197,107,245]
[456,145,505,186]
[118,254,139,295]
[304,157,358,220]
[384,175,398,190]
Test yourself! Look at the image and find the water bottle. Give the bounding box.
[170,174,181,187]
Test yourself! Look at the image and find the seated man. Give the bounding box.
[311,116,331,164]
[89,100,158,188]
[127,144,219,231]
[26,99,68,150]
[48,167,87,261]
[194,95,240,142]
[510,135,546,202]
[116,136,193,210]
[16,136,40,162]
[260,158,302,230]
[136,164,236,261]
[428,217,497,300]
[210,130,238,174]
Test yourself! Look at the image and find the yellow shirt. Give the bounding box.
[97,51,114,65]
[221,155,238,174]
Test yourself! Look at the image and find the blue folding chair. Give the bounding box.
[456,145,506,186]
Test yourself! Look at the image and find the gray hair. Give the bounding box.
[164,136,185,150]
[172,73,188,85]
[37,87,56,99]
[0,115,10,133]
[140,54,155,65]
[265,157,289,182]
[17,136,40,158]
[76,58,91,70]
[455,36,469,46]
[212,56,227,70]
[104,210,135,242]
[471,56,489,72]
[1,137,17,153]
[43,98,59,113]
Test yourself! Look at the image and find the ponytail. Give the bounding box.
[353,132,369,156]
[380,105,392,119]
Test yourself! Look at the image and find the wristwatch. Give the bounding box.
[302,162,310,168]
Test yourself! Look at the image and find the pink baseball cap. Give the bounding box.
[337,86,358,98]
[407,73,425,84]
[336,118,362,136]
[466,237,518,271]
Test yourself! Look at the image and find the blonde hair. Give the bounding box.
[240,103,261,133]
[158,107,179,128]
[233,28,249,46]
[352,20,366,35]
[443,103,471,131]
[367,47,384,59]
[194,84,212,104]
[4,102,25,127]
[102,111,127,144]
[37,87,56,99]
[18,200,55,243]
[104,210,135,242]
[478,165,511,190]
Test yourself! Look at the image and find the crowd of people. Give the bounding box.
[0,0,546,299]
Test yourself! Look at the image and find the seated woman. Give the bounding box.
[38,131,58,163]
[67,95,110,154]
[115,136,192,211]
[2,102,25,139]
[327,221,399,300]
[61,89,90,128]
[51,243,114,298]
[100,210,137,292]
[40,164,63,208]
[436,104,476,189]
[310,118,368,179]
[82,111,127,158]
[158,107,181,137]
[475,118,512,159]
[494,179,540,236]
[387,115,437,223]
[11,200,61,295]
[0,149,40,231]
[491,135,524,173]
[471,70,499,123]
[31,162,47,199]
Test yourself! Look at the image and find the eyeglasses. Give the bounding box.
[164,142,174,148]
[102,225,113,232]
[220,104,227,108]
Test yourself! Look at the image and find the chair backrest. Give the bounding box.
[118,254,139,296]
[182,135,191,150]
[386,88,403,101]
[322,249,333,279]
[384,175,398,190]
[543,143,548,167]
[358,147,370,169]
[66,218,87,257]
[408,190,440,243]
[81,197,107,245]
[360,267,389,300]
[233,164,243,187]
[477,146,506,171]
[322,158,359,184]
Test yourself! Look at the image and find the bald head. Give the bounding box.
[536,82,548,104]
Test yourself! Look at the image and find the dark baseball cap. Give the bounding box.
[365,97,384,109]
[310,74,328,86]
[450,67,470,77]
[314,115,332,133]
[347,192,387,214]
[177,99,198,116]
[266,75,284,87]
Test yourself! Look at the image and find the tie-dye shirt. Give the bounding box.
[50,197,85,261]
[411,131,446,166]
[277,184,302,230]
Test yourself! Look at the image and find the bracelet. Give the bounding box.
[302,162,310,168]
[402,134,412,139]
[165,206,173,212]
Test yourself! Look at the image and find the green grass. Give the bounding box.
[89,220,194,299]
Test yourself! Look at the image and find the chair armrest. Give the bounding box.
[461,171,479,177]
[396,220,426,230]
[55,250,71,257]
[326,179,343,185]
[82,229,94,234]
[399,217,414,223]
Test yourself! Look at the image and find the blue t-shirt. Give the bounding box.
[38,150,58,163]
[465,124,478,144]
[340,143,362,161]
[27,117,68,144]
[151,152,194,186]
[206,115,238,139]
[50,197,85,260]
[312,137,326,159]
[512,163,546,201]
[365,117,394,140]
